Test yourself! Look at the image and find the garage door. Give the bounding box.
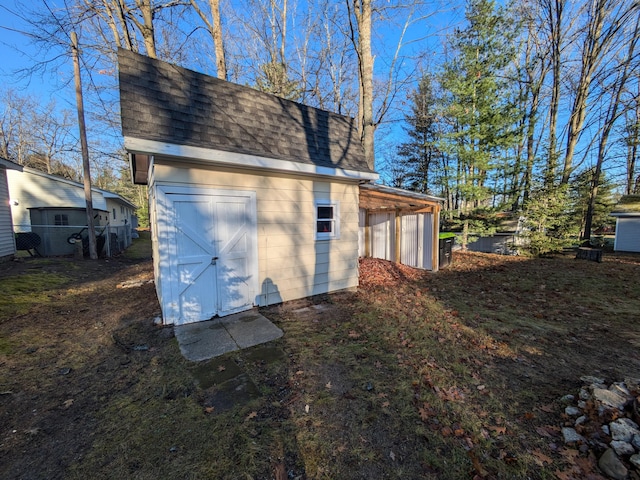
[159,187,258,324]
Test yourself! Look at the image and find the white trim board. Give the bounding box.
[125,137,379,182]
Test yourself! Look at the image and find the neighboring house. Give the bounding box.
[611,195,640,253]
[7,167,137,256]
[0,158,23,261]
[118,49,443,326]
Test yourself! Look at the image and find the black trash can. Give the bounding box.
[439,236,455,269]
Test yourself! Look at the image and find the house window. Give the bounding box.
[113,208,117,220]
[54,214,69,226]
[316,201,340,240]
[121,206,124,215]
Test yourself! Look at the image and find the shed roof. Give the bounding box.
[118,49,374,179]
[611,195,640,216]
[359,183,444,213]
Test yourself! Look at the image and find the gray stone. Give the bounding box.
[611,440,636,456]
[565,406,581,416]
[580,388,591,400]
[610,418,640,442]
[593,387,628,410]
[602,425,611,436]
[562,427,586,444]
[578,400,588,409]
[625,377,640,392]
[598,449,628,480]
[632,434,640,450]
[561,394,575,403]
[610,383,632,397]
[630,454,640,469]
[581,375,606,385]
[575,415,587,426]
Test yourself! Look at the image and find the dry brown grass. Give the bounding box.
[1,248,640,479]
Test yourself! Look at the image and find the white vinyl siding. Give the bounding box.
[0,170,16,258]
[152,160,360,310]
[614,217,640,253]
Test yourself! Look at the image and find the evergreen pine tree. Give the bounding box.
[396,75,440,194]
[438,0,520,247]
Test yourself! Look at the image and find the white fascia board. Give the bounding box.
[124,137,379,182]
[610,212,640,217]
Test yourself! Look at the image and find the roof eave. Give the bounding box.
[611,212,640,217]
[125,136,379,183]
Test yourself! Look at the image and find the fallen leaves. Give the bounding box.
[245,411,258,421]
[358,257,425,288]
[530,449,553,466]
[487,425,507,435]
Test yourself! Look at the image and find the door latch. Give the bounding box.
[211,256,219,265]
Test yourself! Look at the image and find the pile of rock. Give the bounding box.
[560,376,640,480]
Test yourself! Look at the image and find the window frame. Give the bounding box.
[315,200,340,240]
[54,214,69,226]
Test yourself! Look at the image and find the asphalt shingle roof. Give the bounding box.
[611,195,640,214]
[118,49,372,174]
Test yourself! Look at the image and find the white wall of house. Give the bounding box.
[105,197,136,227]
[7,168,108,229]
[0,168,16,259]
[614,217,640,253]
[149,158,360,324]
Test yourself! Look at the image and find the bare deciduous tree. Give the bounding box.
[189,0,227,79]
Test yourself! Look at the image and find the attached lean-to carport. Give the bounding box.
[358,183,444,272]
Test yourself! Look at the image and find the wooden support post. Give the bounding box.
[433,204,440,272]
[364,210,370,257]
[395,208,401,263]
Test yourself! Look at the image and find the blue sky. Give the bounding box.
[0,0,79,111]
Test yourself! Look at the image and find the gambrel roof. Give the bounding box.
[118,49,374,179]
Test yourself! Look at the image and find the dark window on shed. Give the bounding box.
[54,214,69,226]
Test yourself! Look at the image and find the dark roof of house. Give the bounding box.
[0,157,23,171]
[611,195,640,215]
[118,49,372,174]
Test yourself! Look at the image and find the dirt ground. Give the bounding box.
[0,254,161,479]
[1,248,640,479]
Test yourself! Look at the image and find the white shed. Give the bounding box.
[611,195,640,253]
[118,49,378,325]
[0,158,22,261]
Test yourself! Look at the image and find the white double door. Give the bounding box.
[160,187,258,324]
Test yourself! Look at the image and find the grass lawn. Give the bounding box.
[1,246,640,479]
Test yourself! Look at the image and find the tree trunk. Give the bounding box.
[134,0,157,58]
[349,0,375,171]
[210,0,227,79]
[583,14,639,238]
[562,0,612,185]
[626,84,640,195]
[543,0,564,186]
[190,0,227,79]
